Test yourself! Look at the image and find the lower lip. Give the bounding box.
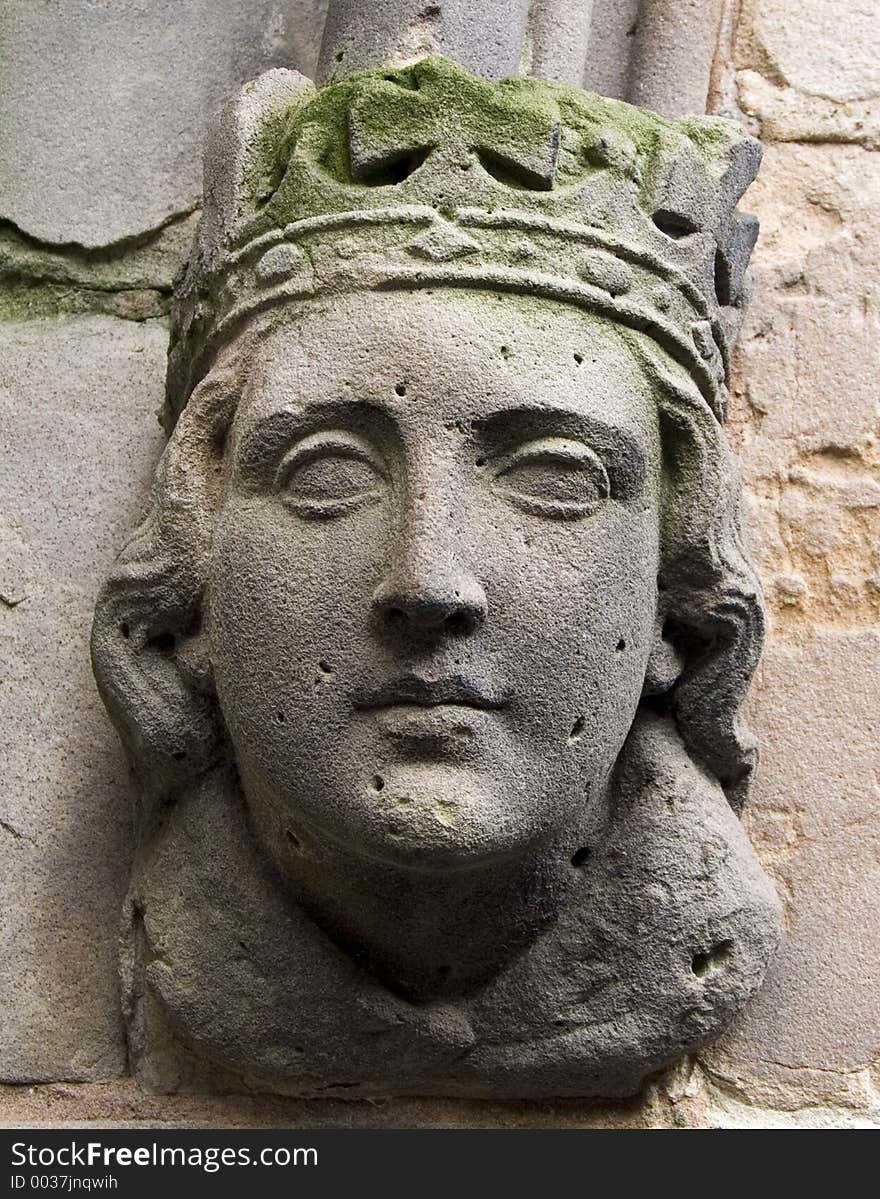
[370,703,495,741]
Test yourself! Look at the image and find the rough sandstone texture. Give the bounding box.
[0,318,168,1082]
[735,0,880,148]
[1,0,878,1126]
[0,0,328,248]
[697,36,880,1111]
[691,0,880,1121]
[87,55,779,1098]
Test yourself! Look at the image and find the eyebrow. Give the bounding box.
[474,403,644,447]
[238,392,393,430]
[233,397,393,486]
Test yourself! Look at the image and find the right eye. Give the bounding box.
[275,431,388,519]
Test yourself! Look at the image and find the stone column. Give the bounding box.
[317,0,531,83]
[627,0,725,116]
[527,0,595,86]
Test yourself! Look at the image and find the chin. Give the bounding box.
[290,764,555,875]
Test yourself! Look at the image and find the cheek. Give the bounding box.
[487,501,659,747]
[206,502,387,729]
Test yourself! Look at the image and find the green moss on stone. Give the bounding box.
[0,279,168,322]
[252,56,749,226]
[241,105,305,213]
[0,212,195,296]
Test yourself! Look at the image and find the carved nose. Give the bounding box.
[372,568,487,639]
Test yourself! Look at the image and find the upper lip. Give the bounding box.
[354,674,510,711]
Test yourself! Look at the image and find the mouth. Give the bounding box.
[353,673,510,712]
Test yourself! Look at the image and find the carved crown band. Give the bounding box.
[204,205,728,421]
[164,58,762,429]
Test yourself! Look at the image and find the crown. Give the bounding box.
[165,57,762,430]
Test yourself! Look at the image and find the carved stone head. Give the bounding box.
[92,58,780,1097]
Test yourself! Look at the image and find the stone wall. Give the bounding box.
[1,0,877,1128]
[699,0,880,1123]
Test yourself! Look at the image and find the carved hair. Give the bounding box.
[91,308,763,817]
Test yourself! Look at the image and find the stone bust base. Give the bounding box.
[128,715,779,1097]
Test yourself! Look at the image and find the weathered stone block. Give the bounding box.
[728,143,880,633]
[0,1,320,247]
[703,631,880,1112]
[736,0,880,146]
[0,316,167,1081]
[737,0,880,103]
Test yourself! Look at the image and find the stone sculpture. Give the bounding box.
[91,55,780,1097]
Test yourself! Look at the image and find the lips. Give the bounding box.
[353,673,510,712]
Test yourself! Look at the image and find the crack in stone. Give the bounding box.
[0,816,33,843]
[0,206,199,320]
[0,205,199,264]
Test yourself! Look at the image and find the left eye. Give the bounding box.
[276,433,387,518]
[491,437,610,519]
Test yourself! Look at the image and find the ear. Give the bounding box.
[642,618,685,698]
[91,575,221,786]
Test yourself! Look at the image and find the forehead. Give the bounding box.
[237,290,657,440]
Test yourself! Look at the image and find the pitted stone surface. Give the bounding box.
[90,57,778,1098]
[527,0,593,88]
[0,0,873,1129]
[627,0,723,118]
[0,316,167,1081]
[581,0,640,99]
[318,0,531,84]
[0,1,311,247]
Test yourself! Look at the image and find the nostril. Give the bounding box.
[445,611,472,636]
[384,607,408,631]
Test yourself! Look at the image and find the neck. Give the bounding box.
[276,827,594,1001]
